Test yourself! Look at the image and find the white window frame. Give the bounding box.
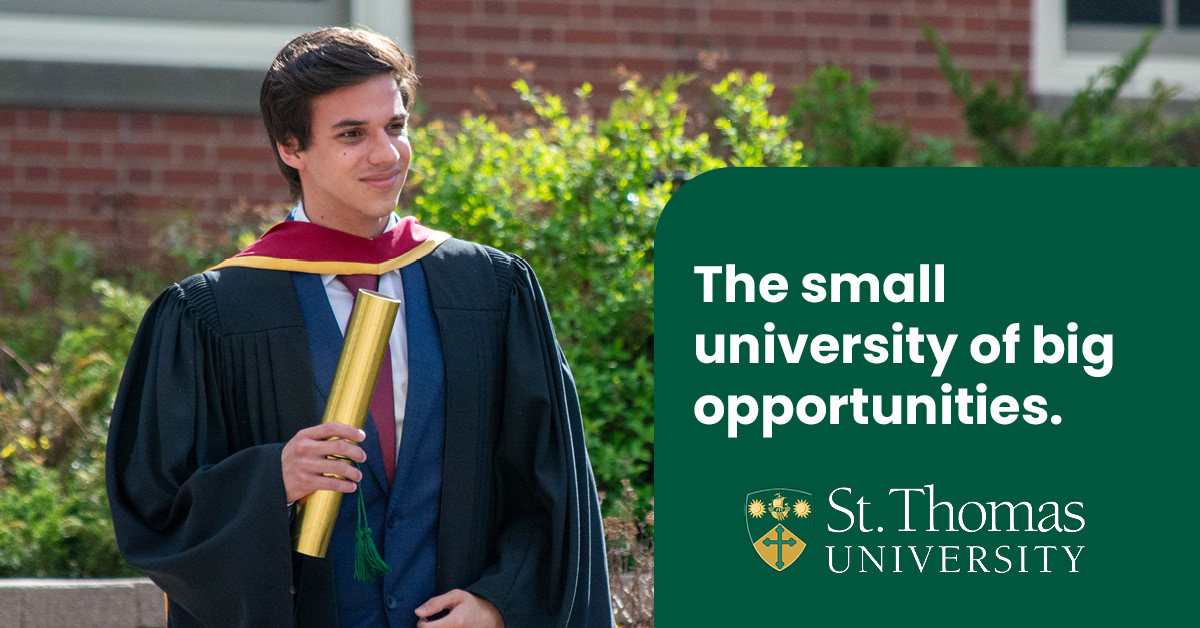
[0,0,412,71]
[1033,0,1200,99]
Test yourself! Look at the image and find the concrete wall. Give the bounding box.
[0,579,166,628]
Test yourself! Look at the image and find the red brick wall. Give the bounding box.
[0,0,1031,262]
[412,0,1032,138]
[0,108,288,262]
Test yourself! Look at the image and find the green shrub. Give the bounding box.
[787,66,954,167]
[922,24,1200,166]
[0,279,146,578]
[711,71,805,166]
[0,259,147,576]
[0,459,136,577]
[407,74,764,510]
[406,71,802,510]
[0,280,146,476]
[0,227,99,371]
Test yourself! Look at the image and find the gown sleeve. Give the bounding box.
[463,256,615,628]
[106,284,296,628]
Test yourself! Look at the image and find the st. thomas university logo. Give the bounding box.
[745,488,814,571]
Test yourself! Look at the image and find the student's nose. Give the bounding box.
[367,129,400,166]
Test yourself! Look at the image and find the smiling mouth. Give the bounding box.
[361,172,400,188]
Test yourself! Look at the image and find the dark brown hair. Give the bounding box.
[260,27,418,199]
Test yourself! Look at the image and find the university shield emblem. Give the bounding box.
[745,488,814,571]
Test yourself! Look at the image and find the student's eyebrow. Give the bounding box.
[331,114,407,130]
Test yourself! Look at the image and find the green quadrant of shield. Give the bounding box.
[746,488,815,571]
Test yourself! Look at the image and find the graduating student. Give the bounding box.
[106,27,613,628]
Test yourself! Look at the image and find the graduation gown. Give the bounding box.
[106,238,613,628]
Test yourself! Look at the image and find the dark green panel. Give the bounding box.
[656,169,1198,625]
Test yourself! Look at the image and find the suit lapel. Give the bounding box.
[389,263,443,506]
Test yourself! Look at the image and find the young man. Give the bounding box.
[107,28,612,628]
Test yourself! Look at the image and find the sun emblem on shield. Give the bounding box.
[745,488,815,572]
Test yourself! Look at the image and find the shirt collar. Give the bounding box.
[290,201,401,232]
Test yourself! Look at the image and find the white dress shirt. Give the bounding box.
[293,203,407,458]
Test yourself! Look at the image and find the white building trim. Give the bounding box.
[0,0,412,71]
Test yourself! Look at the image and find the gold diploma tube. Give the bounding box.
[292,288,401,558]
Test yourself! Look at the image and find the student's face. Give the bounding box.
[278,73,411,238]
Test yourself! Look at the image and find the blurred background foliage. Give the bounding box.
[2,29,1198,584]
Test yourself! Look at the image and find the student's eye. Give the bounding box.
[389,122,408,133]
[339,130,362,138]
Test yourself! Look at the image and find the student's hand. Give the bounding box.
[281,423,367,503]
[415,589,503,628]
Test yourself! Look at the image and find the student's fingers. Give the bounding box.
[310,438,367,464]
[415,589,466,618]
[416,590,502,628]
[307,475,358,495]
[282,428,365,501]
[309,458,363,484]
[299,423,366,443]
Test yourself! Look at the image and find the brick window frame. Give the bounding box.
[1033,0,1200,98]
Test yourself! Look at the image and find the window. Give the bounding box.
[1066,0,1199,55]
[1033,0,1200,98]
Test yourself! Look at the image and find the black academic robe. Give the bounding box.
[106,238,613,628]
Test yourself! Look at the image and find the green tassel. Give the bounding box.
[352,472,391,584]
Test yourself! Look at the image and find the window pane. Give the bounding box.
[1067,0,1162,26]
[1181,0,1200,27]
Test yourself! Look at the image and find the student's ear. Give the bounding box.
[277,138,303,171]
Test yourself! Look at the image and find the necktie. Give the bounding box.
[336,274,396,486]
